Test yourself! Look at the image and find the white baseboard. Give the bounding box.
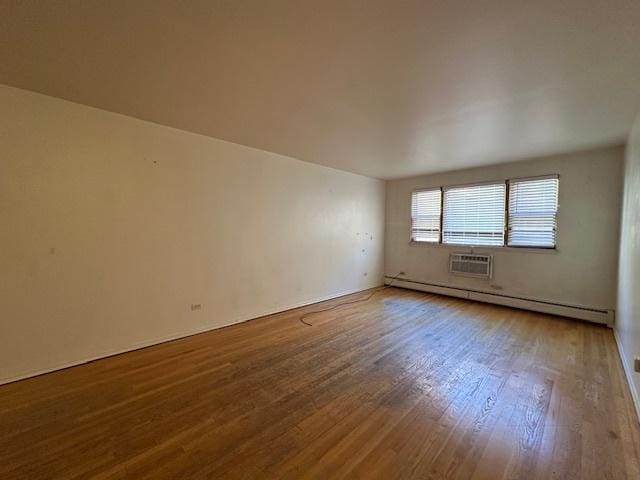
[613,329,640,424]
[0,284,378,386]
[387,278,614,325]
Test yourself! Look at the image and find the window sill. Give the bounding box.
[408,241,558,254]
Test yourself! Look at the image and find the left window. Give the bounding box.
[411,189,442,243]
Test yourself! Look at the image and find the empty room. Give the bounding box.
[2,1,640,479]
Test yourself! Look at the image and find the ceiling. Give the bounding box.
[1,0,640,179]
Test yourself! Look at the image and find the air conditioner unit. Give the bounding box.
[449,253,493,279]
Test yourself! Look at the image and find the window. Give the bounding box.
[411,189,442,242]
[508,176,559,248]
[443,183,506,246]
[409,175,558,248]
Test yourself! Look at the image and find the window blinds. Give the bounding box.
[411,189,442,242]
[508,176,558,248]
[443,183,506,246]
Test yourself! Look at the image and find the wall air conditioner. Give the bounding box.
[449,253,493,279]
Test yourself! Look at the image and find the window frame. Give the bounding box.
[506,174,559,250]
[441,180,507,247]
[410,187,443,244]
[409,175,559,251]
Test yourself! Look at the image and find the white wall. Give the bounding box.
[385,146,623,313]
[616,115,640,417]
[0,85,385,383]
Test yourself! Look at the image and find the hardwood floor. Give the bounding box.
[1,287,639,479]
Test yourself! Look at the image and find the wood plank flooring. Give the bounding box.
[1,287,639,479]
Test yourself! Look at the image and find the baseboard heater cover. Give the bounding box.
[386,277,614,325]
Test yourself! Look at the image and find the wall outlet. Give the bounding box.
[190,304,202,311]
[634,357,640,373]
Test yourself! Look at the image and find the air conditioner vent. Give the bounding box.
[449,253,492,279]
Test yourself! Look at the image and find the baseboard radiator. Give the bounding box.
[386,277,614,326]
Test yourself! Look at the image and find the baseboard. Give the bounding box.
[613,329,640,424]
[0,284,379,386]
[387,277,614,325]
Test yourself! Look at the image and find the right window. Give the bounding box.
[508,176,559,248]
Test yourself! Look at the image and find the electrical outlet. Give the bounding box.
[634,357,640,373]
[190,304,202,311]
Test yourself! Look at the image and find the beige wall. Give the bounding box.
[385,146,623,312]
[0,85,385,383]
[616,115,640,417]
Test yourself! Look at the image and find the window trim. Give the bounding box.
[408,174,559,251]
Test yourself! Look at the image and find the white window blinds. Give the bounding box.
[411,189,442,242]
[443,183,506,246]
[508,176,558,248]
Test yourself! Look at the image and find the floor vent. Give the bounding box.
[449,253,492,279]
